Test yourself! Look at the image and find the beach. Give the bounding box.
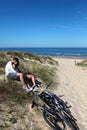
[0,51,87,130]
[52,57,87,130]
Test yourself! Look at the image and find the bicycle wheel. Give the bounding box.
[62,111,80,130]
[43,110,66,130]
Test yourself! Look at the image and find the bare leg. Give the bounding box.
[26,74,35,86]
[16,72,25,86]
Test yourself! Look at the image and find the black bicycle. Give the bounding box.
[29,83,80,130]
[39,90,80,130]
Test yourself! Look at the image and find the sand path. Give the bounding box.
[53,58,87,130]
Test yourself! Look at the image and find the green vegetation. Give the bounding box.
[76,59,87,68]
[0,51,58,130]
[0,51,58,84]
[0,81,32,130]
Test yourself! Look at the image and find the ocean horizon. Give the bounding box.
[0,47,87,58]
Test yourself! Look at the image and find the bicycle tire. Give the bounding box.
[69,119,80,130]
[43,110,66,130]
[61,111,80,130]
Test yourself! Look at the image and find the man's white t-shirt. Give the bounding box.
[5,61,16,76]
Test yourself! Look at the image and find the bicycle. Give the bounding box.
[28,82,80,130]
[31,85,66,130]
[39,88,80,130]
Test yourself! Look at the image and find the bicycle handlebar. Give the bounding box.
[45,81,52,89]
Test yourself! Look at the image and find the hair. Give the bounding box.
[12,57,19,66]
[13,57,19,62]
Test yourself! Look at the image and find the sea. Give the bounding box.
[0,47,87,58]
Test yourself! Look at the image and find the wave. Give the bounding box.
[64,53,81,56]
[56,53,61,55]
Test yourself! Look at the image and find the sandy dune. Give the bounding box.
[53,58,87,130]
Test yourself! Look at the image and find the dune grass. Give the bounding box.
[76,59,87,68]
[0,51,58,84]
[0,51,58,130]
[0,50,58,104]
[0,80,31,130]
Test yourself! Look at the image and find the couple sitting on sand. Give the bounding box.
[5,57,38,92]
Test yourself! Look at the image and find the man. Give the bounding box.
[5,57,36,92]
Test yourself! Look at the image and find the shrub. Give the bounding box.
[76,59,87,67]
[0,51,58,87]
[0,59,7,67]
[0,51,58,130]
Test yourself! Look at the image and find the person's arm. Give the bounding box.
[10,62,17,73]
[14,67,22,73]
[7,61,17,73]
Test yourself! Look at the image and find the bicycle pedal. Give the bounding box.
[31,101,37,108]
[67,105,72,108]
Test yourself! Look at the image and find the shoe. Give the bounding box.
[23,86,32,92]
[29,87,33,91]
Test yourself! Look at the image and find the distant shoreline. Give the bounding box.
[0,47,87,59]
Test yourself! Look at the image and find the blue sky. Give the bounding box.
[0,0,87,47]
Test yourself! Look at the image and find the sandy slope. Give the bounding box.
[53,58,87,130]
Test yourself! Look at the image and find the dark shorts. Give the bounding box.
[7,73,18,80]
